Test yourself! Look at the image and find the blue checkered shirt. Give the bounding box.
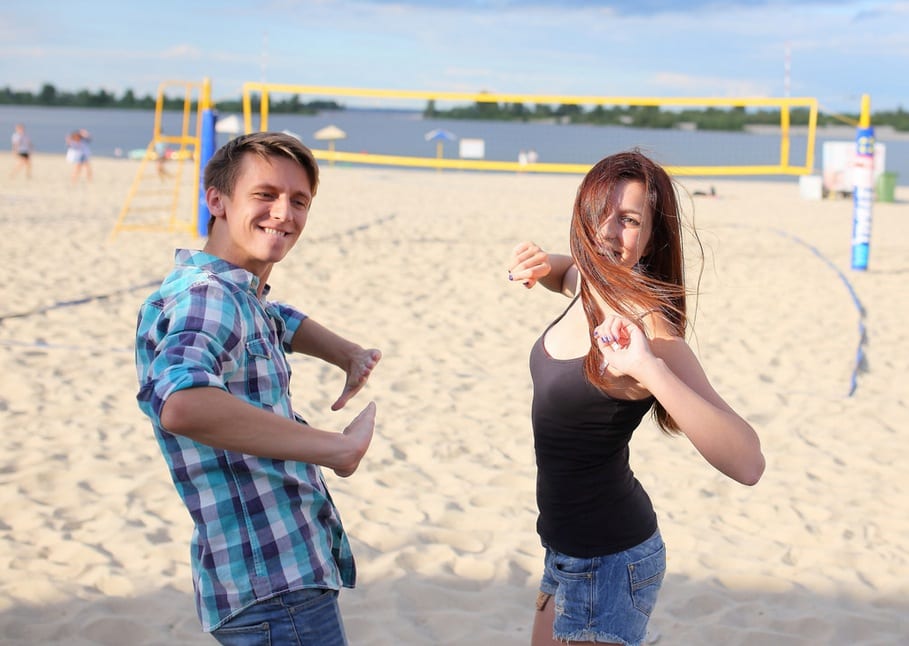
[135,249,355,631]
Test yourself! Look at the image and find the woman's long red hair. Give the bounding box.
[569,151,688,433]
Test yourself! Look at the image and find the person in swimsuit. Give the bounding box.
[506,150,765,646]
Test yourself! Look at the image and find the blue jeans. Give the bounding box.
[539,530,666,646]
[211,589,347,646]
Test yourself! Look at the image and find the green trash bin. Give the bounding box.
[876,171,897,203]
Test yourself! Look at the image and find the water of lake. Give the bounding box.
[2,104,906,182]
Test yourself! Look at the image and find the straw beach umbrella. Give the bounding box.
[313,124,346,165]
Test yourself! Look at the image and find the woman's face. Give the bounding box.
[595,179,652,268]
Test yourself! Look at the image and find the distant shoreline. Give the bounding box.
[4,101,909,141]
[745,123,909,141]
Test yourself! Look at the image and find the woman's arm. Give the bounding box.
[596,317,765,485]
[507,241,579,296]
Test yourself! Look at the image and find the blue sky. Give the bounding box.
[3,0,907,114]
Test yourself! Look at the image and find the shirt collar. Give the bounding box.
[174,249,271,298]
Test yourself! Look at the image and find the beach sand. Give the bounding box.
[1,152,906,645]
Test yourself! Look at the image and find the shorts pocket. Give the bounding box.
[550,553,597,625]
[628,543,666,616]
[551,552,597,580]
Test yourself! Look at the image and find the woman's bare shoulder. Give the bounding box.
[638,309,680,340]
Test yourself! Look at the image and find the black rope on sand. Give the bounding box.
[0,279,162,324]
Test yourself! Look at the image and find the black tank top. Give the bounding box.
[530,299,657,557]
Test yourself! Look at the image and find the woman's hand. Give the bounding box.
[507,241,551,289]
[593,316,654,377]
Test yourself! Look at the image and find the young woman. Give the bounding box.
[506,151,765,646]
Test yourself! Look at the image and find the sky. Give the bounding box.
[2,0,907,115]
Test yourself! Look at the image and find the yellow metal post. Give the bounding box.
[858,93,871,128]
[779,105,791,167]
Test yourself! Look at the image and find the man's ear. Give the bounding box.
[205,186,226,219]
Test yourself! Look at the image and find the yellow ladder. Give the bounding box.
[109,80,204,241]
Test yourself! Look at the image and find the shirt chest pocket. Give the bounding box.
[243,336,290,407]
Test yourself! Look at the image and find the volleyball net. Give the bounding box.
[239,82,819,176]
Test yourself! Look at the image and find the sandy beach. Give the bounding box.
[1,151,906,645]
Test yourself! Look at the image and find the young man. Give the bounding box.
[135,132,381,645]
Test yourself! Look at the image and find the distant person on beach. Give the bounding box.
[135,132,381,645]
[506,150,764,646]
[10,123,32,179]
[154,135,168,180]
[65,129,92,184]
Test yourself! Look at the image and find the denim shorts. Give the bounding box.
[211,588,347,646]
[539,530,666,646]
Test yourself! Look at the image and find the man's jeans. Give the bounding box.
[212,589,347,646]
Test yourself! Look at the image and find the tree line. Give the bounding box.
[0,83,340,114]
[423,100,909,132]
[4,83,906,132]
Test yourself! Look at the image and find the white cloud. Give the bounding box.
[650,73,773,98]
[160,45,204,60]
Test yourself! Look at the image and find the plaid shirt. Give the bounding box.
[135,249,355,632]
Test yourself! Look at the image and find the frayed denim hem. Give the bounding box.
[551,629,639,646]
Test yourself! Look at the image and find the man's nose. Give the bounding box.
[271,196,290,220]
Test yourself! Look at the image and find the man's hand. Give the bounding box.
[331,348,382,411]
[334,401,377,477]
